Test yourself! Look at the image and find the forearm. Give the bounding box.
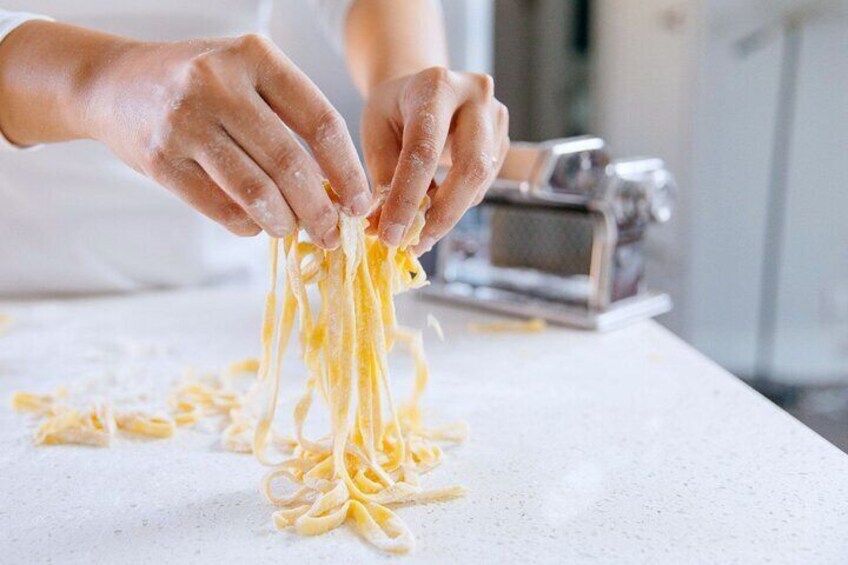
[344,0,448,96]
[0,20,131,145]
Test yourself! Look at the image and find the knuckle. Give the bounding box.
[473,73,495,99]
[409,67,455,105]
[398,192,420,208]
[337,164,365,189]
[421,210,451,238]
[178,56,223,98]
[143,143,171,175]
[270,142,304,172]
[462,153,494,184]
[186,53,217,81]
[419,66,451,87]
[406,138,441,167]
[310,109,347,149]
[237,177,270,200]
[233,33,272,55]
[389,191,421,217]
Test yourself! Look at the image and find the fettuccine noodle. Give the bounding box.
[11,389,174,446]
[9,358,264,448]
[0,314,13,334]
[252,200,466,554]
[468,317,547,334]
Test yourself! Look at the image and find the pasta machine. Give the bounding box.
[420,136,676,331]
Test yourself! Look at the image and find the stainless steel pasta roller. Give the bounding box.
[421,136,675,331]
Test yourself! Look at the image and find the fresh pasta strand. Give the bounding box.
[468,317,547,334]
[0,314,13,334]
[10,358,269,449]
[253,198,466,554]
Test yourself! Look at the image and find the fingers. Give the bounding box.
[413,103,498,255]
[193,129,299,240]
[154,159,261,237]
[378,69,460,246]
[220,91,341,248]
[471,101,510,207]
[361,101,402,235]
[248,37,370,216]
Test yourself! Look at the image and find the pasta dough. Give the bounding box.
[252,202,466,554]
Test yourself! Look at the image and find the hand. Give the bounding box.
[89,34,370,246]
[361,67,509,254]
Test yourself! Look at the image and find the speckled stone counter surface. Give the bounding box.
[1,288,846,564]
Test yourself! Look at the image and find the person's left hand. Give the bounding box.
[361,67,509,254]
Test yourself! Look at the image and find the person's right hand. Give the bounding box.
[89,34,370,246]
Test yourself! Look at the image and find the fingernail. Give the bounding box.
[321,226,341,250]
[271,223,295,239]
[413,236,436,256]
[349,193,371,217]
[381,223,405,247]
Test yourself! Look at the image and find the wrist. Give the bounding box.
[0,20,137,145]
[0,20,50,145]
[68,34,140,142]
[345,0,449,97]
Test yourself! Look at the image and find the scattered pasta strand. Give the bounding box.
[253,197,466,554]
[11,390,64,416]
[467,317,547,334]
[0,314,13,334]
[34,403,114,447]
[227,358,261,374]
[426,313,445,342]
[115,412,175,439]
[11,360,266,449]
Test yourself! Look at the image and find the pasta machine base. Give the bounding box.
[420,282,671,332]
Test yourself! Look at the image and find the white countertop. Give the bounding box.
[1,288,846,564]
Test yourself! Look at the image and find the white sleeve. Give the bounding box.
[308,0,355,53]
[0,9,53,151]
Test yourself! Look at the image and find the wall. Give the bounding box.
[593,0,848,384]
[592,0,701,335]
